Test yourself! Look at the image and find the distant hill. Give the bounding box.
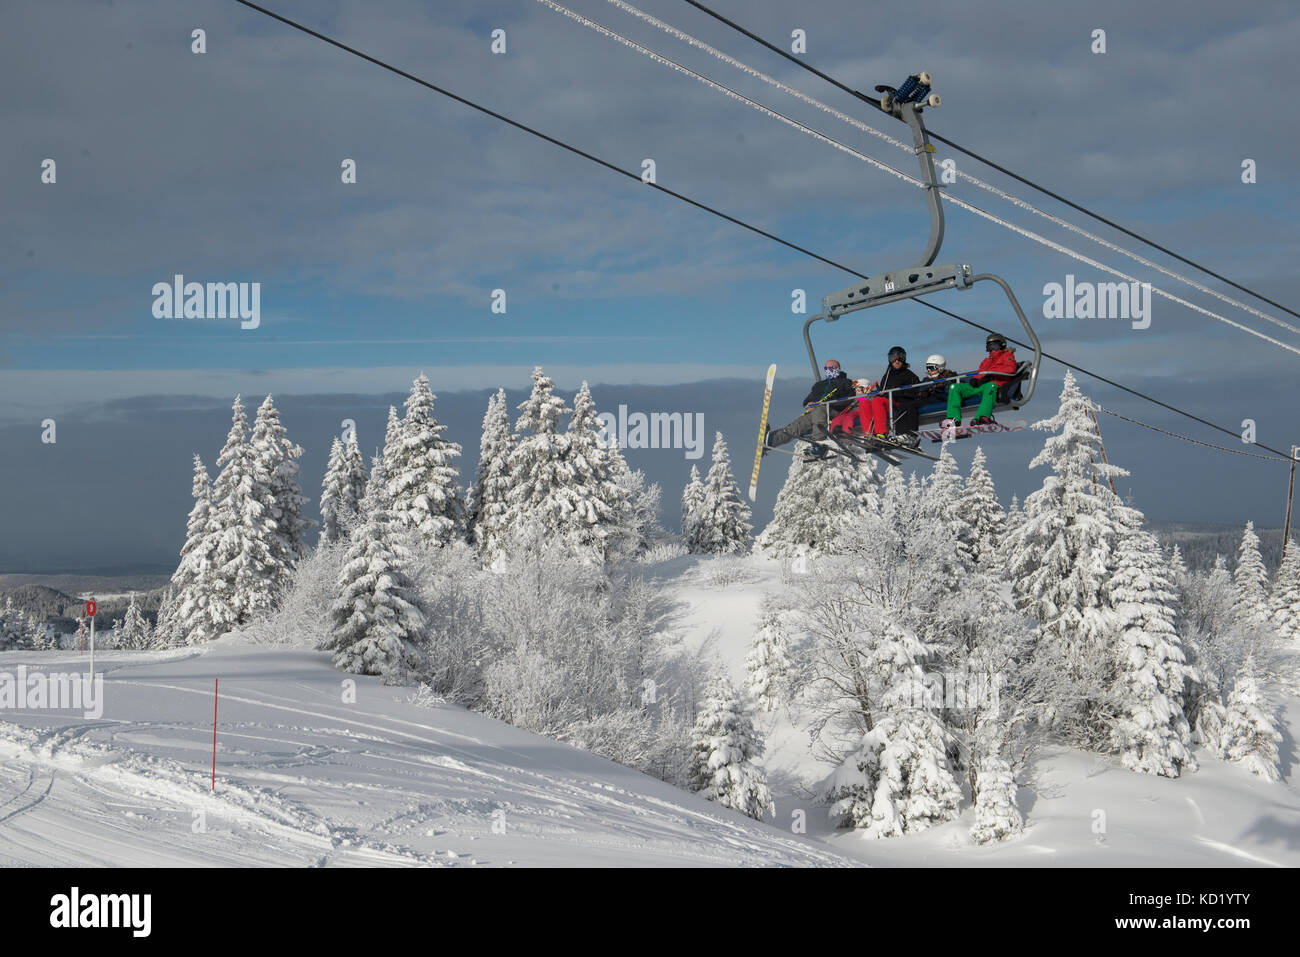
[0,578,167,633]
[0,583,78,620]
[1148,520,1284,573]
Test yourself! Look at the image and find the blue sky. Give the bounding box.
[3,0,1299,571]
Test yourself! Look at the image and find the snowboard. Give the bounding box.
[919,419,1027,443]
[749,363,778,502]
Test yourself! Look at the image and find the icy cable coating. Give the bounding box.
[607,0,1300,340]
[1092,405,1289,463]
[535,0,1300,356]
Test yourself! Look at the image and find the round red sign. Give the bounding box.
[85,600,97,618]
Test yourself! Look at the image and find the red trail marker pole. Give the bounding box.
[212,678,218,791]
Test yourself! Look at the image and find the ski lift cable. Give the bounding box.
[1091,406,1289,463]
[535,0,1300,358]
[227,0,1298,464]
[913,296,1294,461]
[678,0,1300,327]
[605,0,1300,341]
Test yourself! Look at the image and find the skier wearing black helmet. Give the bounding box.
[863,345,922,447]
[943,333,1018,427]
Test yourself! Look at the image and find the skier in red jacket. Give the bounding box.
[943,333,1019,427]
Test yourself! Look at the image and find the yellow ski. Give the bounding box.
[749,364,778,502]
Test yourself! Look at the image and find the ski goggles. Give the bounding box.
[926,364,942,372]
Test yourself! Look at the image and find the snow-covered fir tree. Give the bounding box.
[963,446,1006,568]
[744,602,792,712]
[680,465,706,552]
[606,440,661,557]
[757,443,879,557]
[1220,656,1282,781]
[320,434,368,545]
[381,405,401,465]
[170,454,224,645]
[693,432,752,554]
[251,395,312,571]
[1004,372,1127,745]
[387,374,463,546]
[690,675,774,819]
[112,594,152,651]
[468,388,514,558]
[1106,518,1196,777]
[1268,540,1300,644]
[152,587,180,649]
[924,445,975,572]
[324,459,430,677]
[0,599,31,650]
[828,707,963,839]
[209,396,282,631]
[563,382,628,558]
[969,752,1023,844]
[1233,521,1270,627]
[321,436,352,542]
[503,367,577,548]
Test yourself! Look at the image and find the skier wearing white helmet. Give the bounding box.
[917,353,958,405]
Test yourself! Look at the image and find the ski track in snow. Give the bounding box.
[0,642,851,868]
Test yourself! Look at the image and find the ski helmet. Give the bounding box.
[887,346,907,362]
[925,354,946,368]
[985,333,1007,352]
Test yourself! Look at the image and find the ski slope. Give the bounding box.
[0,642,850,867]
[1,554,1296,867]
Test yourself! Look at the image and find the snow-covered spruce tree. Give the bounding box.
[963,446,1007,568]
[681,465,707,552]
[502,367,578,551]
[826,703,963,839]
[745,601,792,712]
[0,599,31,650]
[1220,656,1282,781]
[1106,518,1197,777]
[209,396,282,631]
[381,405,401,466]
[757,443,879,557]
[1004,372,1127,745]
[693,432,753,554]
[690,675,775,819]
[388,374,464,546]
[468,389,514,559]
[324,459,429,677]
[969,752,1023,844]
[563,382,628,559]
[170,454,224,645]
[1268,540,1300,644]
[321,433,370,545]
[1233,521,1270,627]
[251,395,312,573]
[320,438,350,545]
[152,587,179,649]
[924,445,976,573]
[339,433,368,535]
[607,442,662,558]
[112,594,151,651]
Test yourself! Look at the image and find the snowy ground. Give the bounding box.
[1,553,1295,867]
[0,642,849,867]
[655,553,1300,868]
